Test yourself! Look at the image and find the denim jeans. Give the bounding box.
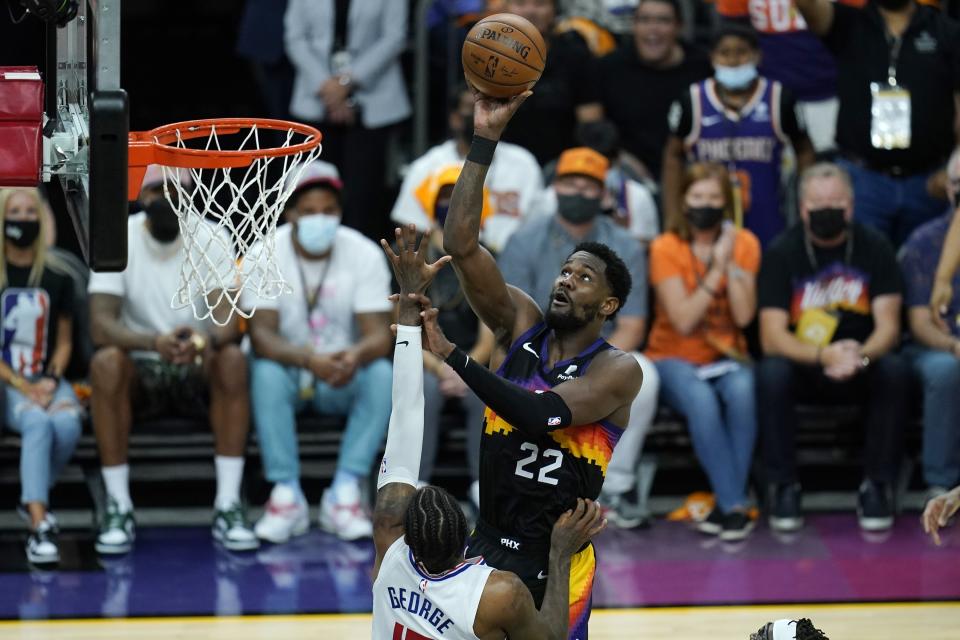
[837,158,945,247]
[654,358,757,512]
[250,357,392,482]
[5,379,82,504]
[902,345,960,488]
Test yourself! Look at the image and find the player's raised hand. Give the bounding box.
[380,225,451,295]
[550,499,606,558]
[923,485,960,546]
[472,88,532,141]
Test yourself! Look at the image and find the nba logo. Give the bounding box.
[547,417,561,426]
[0,288,50,377]
[484,55,499,78]
[419,579,428,592]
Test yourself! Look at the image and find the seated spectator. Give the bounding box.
[900,147,960,496]
[0,188,81,565]
[88,166,255,554]
[598,0,713,180]
[498,0,604,165]
[662,23,815,248]
[391,85,543,253]
[498,147,661,528]
[757,162,907,533]
[645,162,760,541]
[244,161,393,543]
[407,166,496,506]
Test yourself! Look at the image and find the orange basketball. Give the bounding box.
[461,13,546,99]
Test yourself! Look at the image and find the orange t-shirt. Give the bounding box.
[644,230,761,366]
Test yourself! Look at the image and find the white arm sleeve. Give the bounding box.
[376,325,424,490]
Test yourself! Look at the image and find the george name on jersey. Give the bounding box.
[387,586,455,635]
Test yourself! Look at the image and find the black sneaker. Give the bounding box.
[720,511,756,541]
[26,521,59,565]
[857,480,893,531]
[768,483,804,532]
[697,507,724,535]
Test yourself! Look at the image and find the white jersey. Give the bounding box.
[372,537,495,640]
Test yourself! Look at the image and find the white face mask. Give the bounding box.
[296,212,340,254]
[714,62,758,90]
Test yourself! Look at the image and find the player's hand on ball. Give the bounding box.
[923,486,960,546]
[551,498,606,558]
[472,89,532,140]
[381,225,451,295]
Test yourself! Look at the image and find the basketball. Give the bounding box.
[461,13,546,99]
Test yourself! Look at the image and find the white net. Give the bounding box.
[155,123,322,326]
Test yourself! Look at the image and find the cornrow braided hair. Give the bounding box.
[403,485,469,575]
[794,619,829,640]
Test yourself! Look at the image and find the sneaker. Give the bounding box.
[17,505,59,534]
[768,483,804,532]
[254,485,309,544]
[600,490,651,529]
[319,484,373,541]
[213,503,260,551]
[857,480,894,531]
[26,521,59,565]
[96,498,136,555]
[720,511,756,541]
[697,507,724,535]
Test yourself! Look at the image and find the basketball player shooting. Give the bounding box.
[371,228,606,640]
[423,90,645,639]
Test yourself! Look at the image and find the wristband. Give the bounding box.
[466,135,498,166]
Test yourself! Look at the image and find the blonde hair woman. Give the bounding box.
[0,188,80,565]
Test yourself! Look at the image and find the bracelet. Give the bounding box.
[466,135,498,166]
[699,282,717,297]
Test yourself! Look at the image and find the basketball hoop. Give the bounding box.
[128,118,322,326]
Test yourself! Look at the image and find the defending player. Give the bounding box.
[371,229,606,640]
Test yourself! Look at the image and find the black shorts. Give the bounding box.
[131,357,208,421]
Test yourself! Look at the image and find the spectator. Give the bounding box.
[498,147,661,528]
[235,0,294,121]
[284,0,411,241]
[598,0,713,180]
[391,85,544,253]
[757,162,908,533]
[663,23,815,248]
[644,162,760,541]
[795,0,960,246]
[88,166,256,554]
[0,188,80,565]
[900,147,960,496]
[244,161,393,543]
[407,166,496,506]
[498,0,604,164]
[715,0,849,153]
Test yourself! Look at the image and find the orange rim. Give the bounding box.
[127,118,322,200]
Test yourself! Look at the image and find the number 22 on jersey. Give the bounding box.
[514,442,563,486]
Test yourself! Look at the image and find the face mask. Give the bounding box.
[714,62,758,90]
[686,206,724,230]
[807,207,847,241]
[4,219,40,248]
[145,199,180,243]
[557,193,601,225]
[876,0,910,10]
[296,212,340,254]
[434,204,450,228]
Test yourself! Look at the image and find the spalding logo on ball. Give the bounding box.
[462,13,546,98]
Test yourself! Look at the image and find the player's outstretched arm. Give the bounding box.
[474,499,606,640]
[442,91,541,345]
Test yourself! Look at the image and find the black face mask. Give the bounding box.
[807,207,848,241]
[686,206,724,230]
[4,219,40,248]
[876,0,910,10]
[557,194,601,225]
[145,198,180,243]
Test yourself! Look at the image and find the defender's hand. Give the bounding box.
[550,499,606,558]
[405,293,455,359]
[472,89,532,140]
[380,225,451,296]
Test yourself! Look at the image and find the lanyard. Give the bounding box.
[295,253,332,315]
[804,230,854,272]
[886,33,904,85]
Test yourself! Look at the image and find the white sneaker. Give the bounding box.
[26,521,59,565]
[213,503,260,551]
[254,485,309,544]
[96,498,135,555]
[319,484,373,541]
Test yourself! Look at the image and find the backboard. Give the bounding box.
[41,0,127,271]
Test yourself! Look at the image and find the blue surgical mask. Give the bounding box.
[296,213,340,254]
[715,63,758,90]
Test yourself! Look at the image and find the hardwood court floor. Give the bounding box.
[4,603,959,640]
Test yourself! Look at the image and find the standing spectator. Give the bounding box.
[236,0,294,121]
[391,86,544,253]
[285,0,411,241]
[244,162,393,543]
[498,0,604,164]
[89,167,256,554]
[0,188,80,565]
[598,0,713,180]
[795,0,960,246]
[757,163,908,533]
[498,147,661,528]
[644,163,760,541]
[900,147,960,496]
[663,23,815,248]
